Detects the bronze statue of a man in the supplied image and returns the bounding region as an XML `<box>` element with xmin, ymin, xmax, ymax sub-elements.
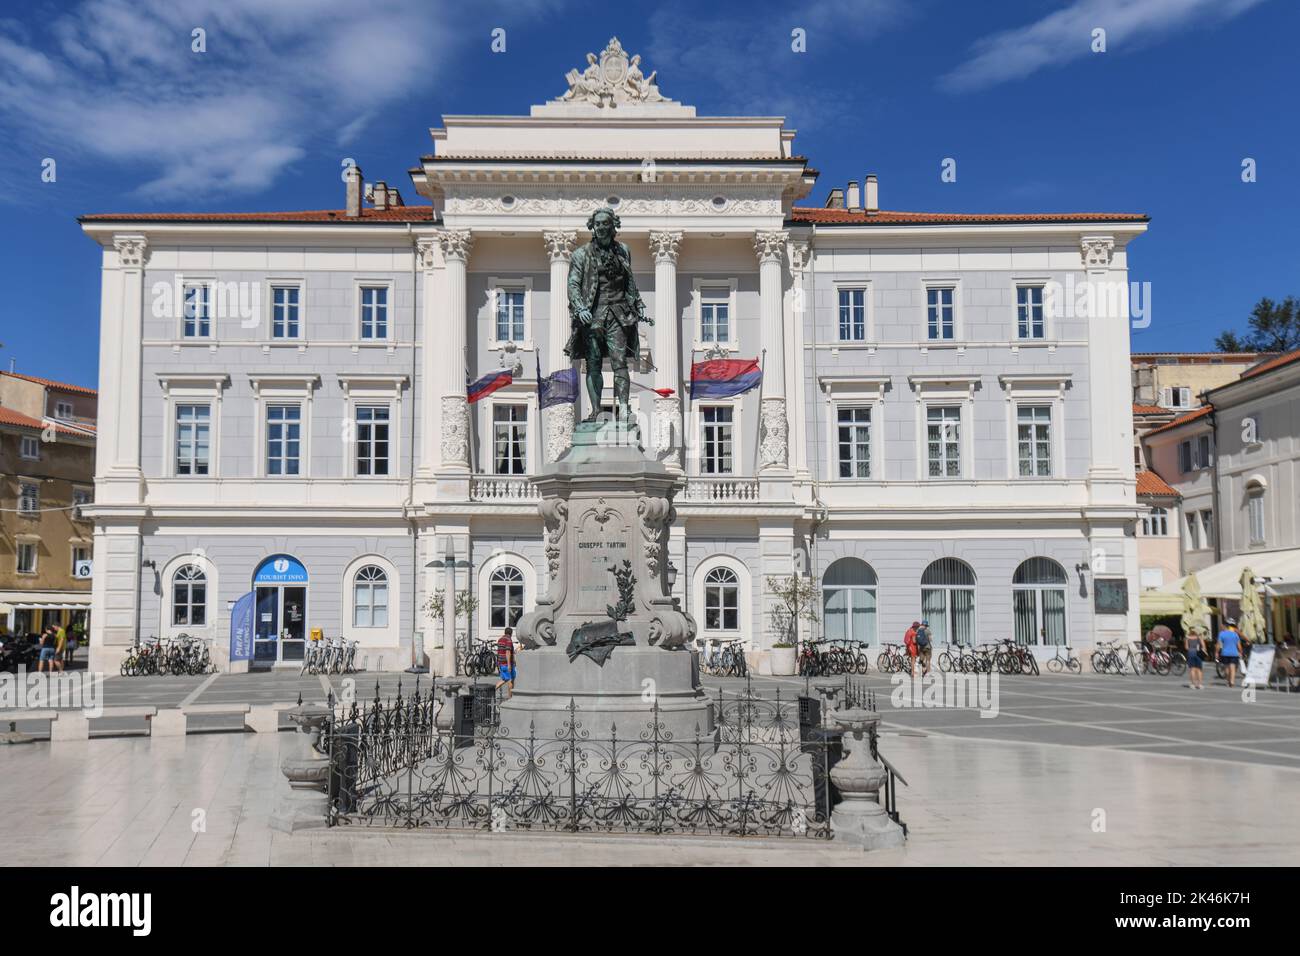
<box><xmin>564</xmin><ymin>207</ymin><xmax>652</xmax><ymax>423</ymax></box>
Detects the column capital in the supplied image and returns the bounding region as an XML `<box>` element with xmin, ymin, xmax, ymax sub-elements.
<box><xmin>438</xmin><ymin>229</ymin><xmax>473</xmax><ymax>263</ymax></box>
<box><xmin>416</xmin><ymin>236</ymin><xmax>438</xmax><ymax>271</ymax></box>
<box><xmin>648</xmin><ymin>230</ymin><xmax>683</xmax><ymax>264</ymax></box>
<box><xmin>753</xmin><ymin>230</ymin><xmax>788</xmax><ymax>264</ymax></box>
<box><xmin>1080</xmin><ymin>235</ymin><xmax>1115</xmax><ymax>272</ymax></box>
<box><xmin>113</xmin><ymin>234</ymin><xmax>149</xmax><ymax>270</ymax></box>
<box><xmin>543</xmin><ymin>229</ymin><xmax>578</xmax><ymax>262</ymax></box>
<box><xmin>788</xmin><ymin>240</ymin><xmax>811</xmax><ymax>273</ymax></box>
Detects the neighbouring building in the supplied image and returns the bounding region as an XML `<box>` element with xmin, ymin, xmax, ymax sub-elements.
<box><xmin>1143</xmin><ymin>348</ymin><xmax>1300</xmax><ymax>637</ymax></box>
<box><xmin>79</xmin><ymin>38</ymin><xmax>1148</xmax><ymax>673</ymax></box>
<box><xmin>0</xmin><ymin>371</ymin><xmax>97</xmax><ymax>638</ymax></box>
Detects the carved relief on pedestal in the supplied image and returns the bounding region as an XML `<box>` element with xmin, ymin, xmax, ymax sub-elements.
<box><xmin>519</xmin><ymin>496</ymin><xmax>569</xmax><ymax>649</ymax></box>
<box><xmin>653</xmin><ymin>395</ymin><xmax>681</xmax><ymax>468</ymax></box>
<box><xmin>759</xmin><ymin>397</ymin><xmax>789</xmax><ymax>470</ymax></box>
<box><xmin>440</xmin><ymin>396</ymin><xmax>470</xmax><ymax>467</ymax></box>
<box><xmin>636</xmin><ymin>495</ymin><xmax>672</xmax><ymax>579</ymax></box>
<box><xmin>545</xmin><ymin>402</ymin><xmax>575</xmax><ymax>462</ymax></box>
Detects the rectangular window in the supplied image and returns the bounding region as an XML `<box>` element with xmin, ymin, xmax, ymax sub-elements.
<box><xmin>1178</xmin><ymin>441</ymin><xmax>1192</xmax><ymax>474</ymax></box>
<box><xmin>1164</xmin><ymin>386</ymin><xmax>1191</xmax><ymax>409</ymax></box>
<box><xmin>701</xmin><ymin>406</ymin><xmax>734</xmax><ymax>475</ymax></box>
<box><xmin>1186</xmin><ymin>511</ymin><xmax>1201</xmax><ymax>550</ymax></box>
<box><xmin>1141</xmin><ymin>506</ymin><xmax>1169</xmax><ymax>537</ymax></box>
<box><xmin>1248</xmin><ymin>495</ymin><xmax>1265</xmax><ymax>545</ymax></box>
<box><xmin>1016</xmin><ymin>405</ymin><xmax>1052</xmax><ymax>477</ymax></box>
<box><xmin>18</xmin><ymin>482</ymin><xmax>38</xmax><ymax>514</ymax></box>
<box><xmin>355</xmin><ymin>406</ymin><xmax>391</xmax><ymax>476</ymax></box>
<box><xmin>20</xmin><ymin>435</ymin><xmax>39</xmax><ymax>460</ymax></box>
<box><xmin>700</xmin><ymin>289</ymin><xmax>731</xmax><ymax>344</ymax></box>
<box><xmin>836</xmin><ymin>406</ymin><xmax>871</xmax><ymax>478</ymax></box>
<box><xmin>266</xmin><ymin>404</ymin><xmax>302</xmax><ymax>476</ymax></box>
<box><xmin>359</xmin><ymin>286</ymin><xmax>388</xmax><ymax>340</ymax></box>
<box><xmin>71</xmin><ymin>546</ymin><xmax>91</xmax><ymax>575</ymax></box>
<box><xmin>926</xmin><ymin>287</ymin><xmax>955</xmax><ymax>340</ymax></box>
<box><xmin>1200</xmin><ymin>509</ymin><xmax>1215</xmax><ymax>550</ymax></box>
<box><xmin>72</xmin><ymin>487</ymin><xmax>92</xmax><ymax>521</ymax></box>
<box><xmin>55</xmin><ymin>402</ymin><xmax>74</xmax><ymax>419</ymax></box>
<box><xmin>175</xmin><ymin>404</ymin><xmax>211</xmax><ymax>476</ymax></box>
<box><xmin>183</xmin><ymin>283</ymin><xmax>211</xmax><ymax>338</ymax></box>
<box><xmin>926</xmin><ymin>406</ymin><xmax>961</xmax><ymax>478</ymax></box>
<box><xmin>492</xmin><ymin>404</ymin><xmax>528</xmax><ymax>475</ymax></box>
<box><xmin>1016</xmin><ymin>285</ymin><xmax>1045</xmax><ymax>339</ymax></box>
<box><xmin>16</xmin><ymin>542</ymin><xmax>36</xmax><ymax>574</ymax></box>
<box><xmin>272</xmin><ymin>286</ymin><xmax>301</xmax><ymax>339</ymax></box>
<box><xmin>1197</xmin><ymin>434</ymin><xmax>1213</xmax><ymax>470</ymax></box>
<box><xmin>838</xmin><ymin>288</ymin><xmax>866</xmax><ymax>342</ymax></box>
<box><xmin>495</xmin><ymin>289</ymin><xmax>525</xmax><ymax>343</ymax></box>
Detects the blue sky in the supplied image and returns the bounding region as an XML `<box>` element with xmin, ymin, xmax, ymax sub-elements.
<box><xmin>0</xmin><ymin>0</ymin><xmax>1295</xmax><ymax>388</ymax></box>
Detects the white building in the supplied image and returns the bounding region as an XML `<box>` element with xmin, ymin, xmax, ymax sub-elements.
<box><xmin>80</xmin><ymin>39</ymin><xmax>1147</xmax><ymax>673</ymax></box>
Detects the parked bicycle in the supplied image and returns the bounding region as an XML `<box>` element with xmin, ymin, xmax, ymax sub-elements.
<box><xmin>301</xmin><ymin>637</ymin><xmax>361</xmax><ymax>675</ymax></box>
<box><xmin>463</xmin><ymin>639</ymin><xmax>502</xmax><ymax>677</ymax></box>
<box><xmin>1045</xmin><ymin>644</ymin><xmax>1082</xmax><ymax>674</ymax></box>
<box><xmin>875</xmin><ymin>643</ymin><xmax>911</xmax><ymax>674</ymax></box>
<box><xmin>120</xmin><ymin>633</ymin><xmax>215</xmax><ymax>676</ymax></box>
<box><xmin>937</xmin><ymin>642</ymin><xmax>977</xmax><ymax>674</ymax></box>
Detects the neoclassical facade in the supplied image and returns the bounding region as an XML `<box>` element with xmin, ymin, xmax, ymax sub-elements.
<box><xmin>80</xmin><ymin>40</ymin><xmax>1147</xmax><ymax>673</ymax></box>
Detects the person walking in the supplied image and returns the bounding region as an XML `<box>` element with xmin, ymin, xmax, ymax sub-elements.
<box><xmin>36</xmin><ymin>626</ymin><xmax>56</xmax><ymax>674</ymax></box>
<box><xmin>53</xmin><ymin>621</ymin><xmax>68</xmax><ymax>672</ymax></box>
<box><xmin>494</xmin><ymin>626</ymin><xmax>517</xmax><ymax>700</ymax></box>
<box><xmin>1217</xmin><ymin>618</ymin><xmax>1242</xmax><ymax>688</ymax></box>
<box><xmin>903</xmin><ymin>621</ymin><xmax>919</xmax><ymax>677</ymax></box>
<box><xmin>916</xmin><ymin>619</ymin><xmax>933</xmax><ymax>676</ymax></box>
<box><xmin>1186</xmin><ymin>629</ymin><xmax>1206</xmax><ymax>690</ymax></box>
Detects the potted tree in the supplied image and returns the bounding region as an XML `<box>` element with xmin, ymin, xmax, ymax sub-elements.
<box><xmin>767</xmin><ymin>574</ymin><xmax>819</xmax><ymax>676</ymax></box>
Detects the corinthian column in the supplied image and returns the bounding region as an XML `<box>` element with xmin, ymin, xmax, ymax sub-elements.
<box><xmin>416</xmin><ymin>236</ymin><xmax>439</xmax><ymax>478</ymax></box>
<box><xmin>543</xmin><ymin>229</ymin><xmax>577</xmax><ymax>462</ymax></box>
<box><xmin>437</xmin><ymin>230</ymin><xmax>472</xmax><ymax>472</ymax></box>
<box><xmin>649</xmin><ymin>230</ymin><xmax>683</xmax><ymax>469</ymax></box>
<box><xmin>754</xmin><ymin>230</ymin><xmax>789</xmax><ymax>472</ymax></box>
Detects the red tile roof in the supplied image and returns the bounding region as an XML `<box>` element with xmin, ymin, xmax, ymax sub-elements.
<box><xmin>1237</xmin><ymin>347</ymin><xmax>1300</xmax><ymax>382</ymax></box>
<box><xmin>1142</xmin><ymin>405</ymin><xmax>1214</xmax><ymax>438</ymax></box>
<box><xmin>1</xmin><ymin>371</ymin><xmax>97</xmax><ymax>396</ymax></box>
<box><xmin>79</xmin><ymin>207</ymin><xmax>436</xmax><ymax>224</ymax></box>
<box><xmin>789</xmin><ymin>208</ymin><xmax>1148</xmax><ymax>226</ymax></box>
<box><xmin>1132</xmin><ymin>404</ymin><xmax>1171</xmax><ymax>416</ymax></box>
<box><xmin>0</xmin><ymin>406</ymin><xmax>95</xmax><ymax>438</ymax></box>
<box><xmin>1136</xmin><ymin>470</ymin><xmax>1180</xmax><ymax>498</ymax></box>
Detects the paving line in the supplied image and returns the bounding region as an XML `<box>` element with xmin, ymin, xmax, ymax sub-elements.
<box><xmin>179</xmin><ymin>672</ymin><xmax>220</xmax><ymax>707</ymax></box>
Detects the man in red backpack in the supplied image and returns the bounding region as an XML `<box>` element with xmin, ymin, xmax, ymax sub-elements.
<box><xmin>494</xmin><ymin>626</ymin><xmax>517</xmax><ymax>699</ymax></box>
<box><xmin>904</xmin><ymin>621</ymin><xmax>920</xmax><ymax>677</ymax></box>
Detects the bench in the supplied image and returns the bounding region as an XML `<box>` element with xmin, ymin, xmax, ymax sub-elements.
<box><xmin>246</xmin><ymin>702</ymin><xmax>299</xmax><ymax>734</ymax></box>
<box><xmin>151</xmin><ymin>702</ymin><xmax>254</xmax><ymax>737</ymax></box>
<box><xmin>50</xmin><ymin>705</ymin><xmax>159</xmax><ymax>741</ymax></box>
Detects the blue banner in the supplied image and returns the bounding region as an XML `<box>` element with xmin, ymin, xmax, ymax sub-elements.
<box><xmin>229</xmin><ymin>591</ymin><xmax>254</xmax><ymax>662</ymax></box>
<box><xmin>539</xmin><ymin>367</ymin><xmax>579</xmax><ymax>408</ymax></box>
<box><xmin>253</xmin><ymin>554</ymin><xmax>308</xmax><ymax>585</ymax></box>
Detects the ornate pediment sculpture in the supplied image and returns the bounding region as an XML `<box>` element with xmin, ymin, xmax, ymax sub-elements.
<box><xmin>556</xmin><ymin>37</ymin><xmax>669</xmax><ymax>107</ymax></box>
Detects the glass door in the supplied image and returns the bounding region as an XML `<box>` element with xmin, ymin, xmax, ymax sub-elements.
<box><xmin>254</xmin><ymin>587</ymin><xmax>279</xmax><ymax>663</ymax></box>
<box><xmin>281</xmin><ymin>587</ymin><xmax>306</xmax><ymax>661</ymax></box>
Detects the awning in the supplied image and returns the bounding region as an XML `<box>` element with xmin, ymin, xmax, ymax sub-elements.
<box><xmin>1139</xmin><ymin>590</ymin><xmax>1185</xmax><ymax>615</ymax></box>
<box><xmin>1159</xmin><ymin>548</ymin><xmax>1300</xmax><ymax>600</ymax></box>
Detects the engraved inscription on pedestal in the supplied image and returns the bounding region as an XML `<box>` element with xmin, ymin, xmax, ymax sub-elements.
<box><xmin>575</xmin><ymin>500</ymin><xmax>631</xmax><ymax>614</ymax></box>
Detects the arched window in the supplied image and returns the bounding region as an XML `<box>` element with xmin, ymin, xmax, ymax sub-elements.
<box><xmin>172</xmin><ymin>564</ymin><xmax>207</xmax><ymax>626</ymax></box>
<box><xmin>1012</xmin><ymin>558</ymin><xmax>1068</xmax><ymax>647</ymax></box>
<box><xmin>489</xmin><ymin>565</ymin><xmax>526</xmax><ymax>629</ymax></box>
<box><xmin>920</xmin><ymin>558</ymin><xmax>976</xmax><ymax>646</ymax></box>
<box><xmin>704</xmin><ymin>566</ymin><xmax>740</xmax><ymax>632</ymax></box>
<box><xmin>822</xmin><ymin>558</ymin><xmax>878</xmax><ymax>645</ymax></box>
<box><xmin>353</xmin><ymin>565</ymin><xmax>389</xmax><ymax>628</ymax></box>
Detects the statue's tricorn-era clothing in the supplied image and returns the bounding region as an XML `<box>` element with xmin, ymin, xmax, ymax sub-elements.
<box><xmin>564</xmin><ymin>239</ymin><xmax>645</xmax><ymax>368</ymax></box>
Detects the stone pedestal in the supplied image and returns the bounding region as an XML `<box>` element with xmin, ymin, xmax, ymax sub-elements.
<box><xmin>270</xmin><ymin>704</ymin><xmax>333</xmax><ymax>833</ymax></box>
<box><xmin>507</xmin><ymin>418</ymin><xmax>710</xmax><ymax>739</ymax></box>
<box><xmin>828</xmin><ymin>708</ymin><xmax>905</xmax><ymax>850</ymax></box>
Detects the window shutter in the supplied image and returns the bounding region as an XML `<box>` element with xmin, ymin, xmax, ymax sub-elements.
<box><xmin>1160</xmin><ymin>387</ymin><xmax>1172</xmax><ymax>407</ymax></box>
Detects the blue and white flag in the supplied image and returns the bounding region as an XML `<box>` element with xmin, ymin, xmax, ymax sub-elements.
<box><xmin>539</xmin><ymin>367</ymin><xmax>579</xmax><ymax>409</ymax></box>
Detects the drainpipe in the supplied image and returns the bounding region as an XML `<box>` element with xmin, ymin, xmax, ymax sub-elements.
<box><xmin>1208</xmin><ymin>406</ymin><xmax>1222</xmax><ymax>564</ymax></box>
<box><xmin>806</xmin><ymin>223</ymin><xmax>828</xmax><ymax>638</ymax></box>
<box><xmin>406</xmin><ymin>223</ymin><xmax>423</xmax><ymax>670</ymax></box>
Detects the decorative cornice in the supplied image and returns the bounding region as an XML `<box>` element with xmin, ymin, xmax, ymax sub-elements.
<box><xmin>1080</xmin><ymin>235</ymin><xmax>1115</xmax><ymax>271</ymax></box>
<box><xmin>438</xmin><ymin>229</ymin><xmax>473</xmax><ymax>263</ymax></box>
<box><xmin>753</xmin><ymin>230</ymin><xmax>787</xmax><ymax>264</ymax></box>
<box><xmin>648</xmin><ymin>230</ymin><xmax>683</xmax><ymax>264</ymax></box>
<box><xmin>542</xmin><ymin>229</ymin><xmax>578</xmax><ymax>262</ymax></box>
<box><xmin>113</xmin><ymin>234</ymin><xmax>149</xmax><ymax>269</ymax></box>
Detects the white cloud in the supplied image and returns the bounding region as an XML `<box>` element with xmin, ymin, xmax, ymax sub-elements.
<box><xmin>940</xmin><ymin>0</ymin><xmax>1269</xmax><ymax>93</ymax></box>
<box><xmin>0</xmin><ymin>0</ymin><xmax>540</xmax><ymax>200</ymax></box>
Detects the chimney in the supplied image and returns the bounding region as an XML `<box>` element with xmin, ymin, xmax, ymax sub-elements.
<box><xmin>864</xmin><ymin>173</ymin><xmax>879</xmax><ymax>214</ymax></box>
<box><xmin>846</xmin><ymin>180</ymin><xmax>861</xmax><ymax>211</ymax></box>
<box><xmin>387</xmin><ymin>188</ymin><xmax>404</xmax><ymax>207</ymax></box>
<box><xmin>344</xmin><ymin>163</ymin><xmax>364</xmax><ymax>217</ymax></box>
<box><xmin>824</xmin><ymin>187</ymin><xmax>844</xmax><ymax>209</ymax></box>
<box><xmin>372</xmin><ymin>181</ymin><xmax>389</xmax><ymax>211</ymax></box>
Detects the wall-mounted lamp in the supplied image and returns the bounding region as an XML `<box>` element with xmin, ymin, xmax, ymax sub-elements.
<box><xmin>141</xmin><ymin>559</ymin><xmax>156</xmax><ymax>570</ymax></box>
<box><xmin>666</xmin><ymin>561</ymin><xmax>678</xmax><ymax>590</ymax></box>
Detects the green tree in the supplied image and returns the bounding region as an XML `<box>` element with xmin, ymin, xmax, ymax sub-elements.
<box><xmin>767</xmin><ymin>574</ymin><xmax>820</xmax><ymax>647</ymax></box>
<box><xmin>1216</xmin><ymin>296</ymin><xmax>1300</xmax><ymax>353</ymax></box>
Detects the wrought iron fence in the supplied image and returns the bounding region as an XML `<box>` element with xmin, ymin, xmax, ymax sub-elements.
<box><xmin>325</xmin><ymin>680</ymin><xmax>844</xmax><ymax>838</ymax></box>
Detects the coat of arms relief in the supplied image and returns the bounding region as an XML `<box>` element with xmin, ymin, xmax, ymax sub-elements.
<box><xmin>557</xmin><ymin>37</ymin><xmax>668</xmax><ymax>107</ymax></box>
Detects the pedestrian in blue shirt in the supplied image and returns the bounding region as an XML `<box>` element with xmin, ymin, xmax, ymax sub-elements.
<box><xmin>1217</xmin><ymin>619</ymin><xmax>1242</xmax><ymax>688</ymax></box>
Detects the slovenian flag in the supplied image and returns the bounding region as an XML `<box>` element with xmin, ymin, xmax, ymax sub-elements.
<box><xmin>539</xmin><ymin>367</ymin><xmax>579</xmax><ymax>409</ymax></box>
<box><xmin>467</xmin><ymin>368</ymin><xmax>513</xmax><ymax>403</ymax></box>
<box><xmin>690</xmin><ymin>359</ymin><xmax>762</xmax><ymax>399</ymax></box>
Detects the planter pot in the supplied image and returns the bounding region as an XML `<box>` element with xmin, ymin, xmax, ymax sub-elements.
<box><xmin>770</xmin><ymin>646</ymin><xmax>797</xmax><ymax>676</ymax></box>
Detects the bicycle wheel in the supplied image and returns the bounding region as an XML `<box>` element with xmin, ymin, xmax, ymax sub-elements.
<box><xmin>1027</xmin><ymin>655</ymin><xmax>1039</xmax><ymax>676</ymax></box>
<box><xmin>876</xmin><ymin>652</ymin><xmax>890</xmax><ymax>672</ymax></box>
<box><xmin>1168</xmin><ymin>651</ymin><xmax>1187</xmax><ymax>676</ymax></box>
<box><xmin>856</xmin><ymin>653</ymin><xmax>869</xmax><ymax>675</ymax></box>
<box><xmin>1090</xmin><ymin>651</ymin><xmax>1104</xmax><ymax>673</ymax></box>
<box><xmin>1046</xmin><ymin>656</ymin><xmax>1062</xmax><ymax>673</ymax></box>
<box><xmin>1067</xmin><ymin>655</ymin><xmax>1082</xmax><ymax>674</ymax></box>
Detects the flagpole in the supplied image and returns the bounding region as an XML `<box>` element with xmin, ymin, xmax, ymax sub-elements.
<box><xmin>753</xmin><ymin>348</ymin><xmax>767</xmax><ymax>474</ymax></box>
<box><xmin>535</xmin><ymin>350</ymin><xmax>545</xmax><ymax>469</ymax></box>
